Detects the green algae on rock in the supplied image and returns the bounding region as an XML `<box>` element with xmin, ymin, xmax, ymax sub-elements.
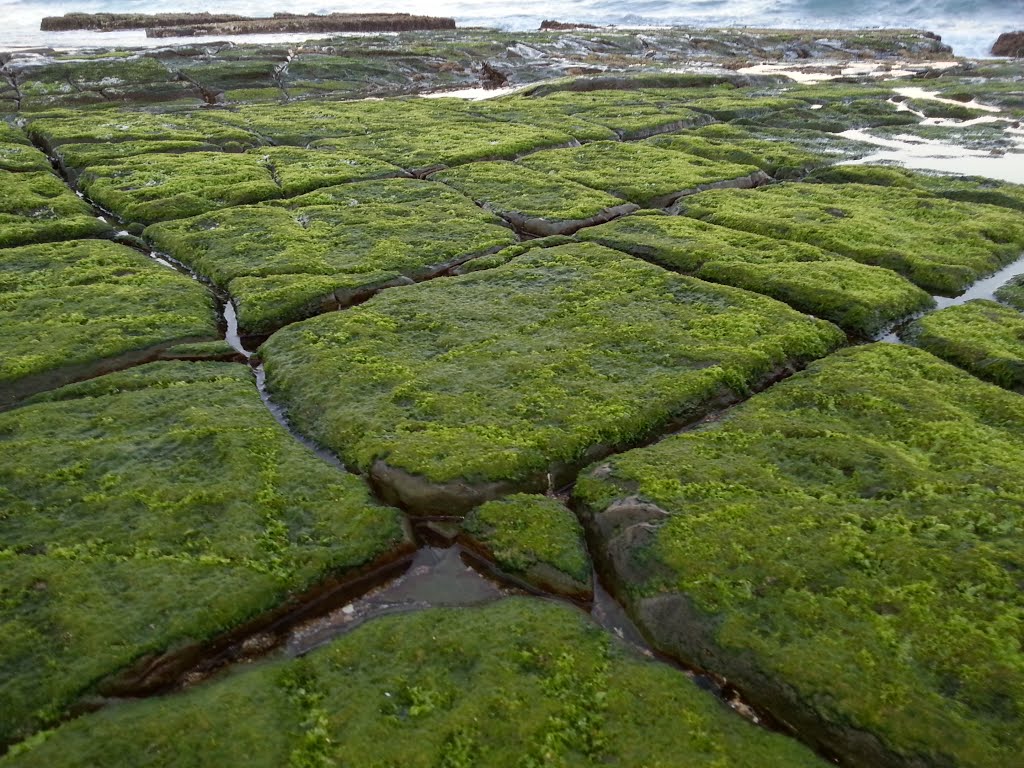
<box><xmin>145</xmin><ymin>177</ymin><xmax>517</xmax><ymax>335</ymax></box>
<box><xmin>260</xmin><ymin>242</ymin><xmax>844</xmax><ymax>515</ymax></box>
<box><xmin>646</xmin><ymin>129</ymin><xmax>830</xmax><ymax>179</ymax></box>
<box><xmin>461</xmin><ymin>494</ymin><xmax>592</xmax><ymax>600</ymax></box>
<box><xmin>77</xmin><ymin>147</ymin><xmax>404</xmax><ymax>225</ymax></box>
<box><xmin>78</xmin><ymin>152</ymin><xmax>283</xmax><ymax>225</ymax></box>
<box><xmin>578</xmin><ymin>212</ymin><xmax>933</xmax><ymax>337</ymax></box>
<box><xmin>574</xmin><ymin>343</ymin><xmax>1024</xmax><ymax>768</ymax></box>
<box><xmin>680</xmin><ymin>182</ymin><xmax>1024</xmax><ymax>295</ymax></box>
<box><xmin>518</xmin><ymin>142</ymin><xmax>768</xmax><ymax>209</ymax></box>
<box><xmin>995</xmin><ymin>274</ymin><xmax>1024</xmax><ymax>310</ymax></box>
<box><xmin>432</xmin><ymin>161</ymin><xmax>638</xmax><ymax>236</ymax></box>
<box><xmin>902</xmin><ymin>300</ymin><xmax>1024</xmax><ymax>391</ymax></box>
<box><xmin>808</xmin><ymin>165</ymin><xmax>1024</xmax><ymax>212</ymax></box>
<box><xmin>0</xmin><ymin>142</ymin><xmax>54</xmax><ymax>174</ymax></box>
<box><xmin>0</xmin><ymin>361</ymin><xmax>412</xmax><ymax>749</ymax></box>
<box><xmin>0</xmin><ymin>598</ymin><xmax>828</xmax><ymax>768</ymax></box>
<box><xmin>0</xmin><ymin>239</ymin><xmax>220</xmax><ymax>407</ymax></box>
<box><xmin>0</xmin><ymin>171</ymin><xmax>113</xmax><ymax>248</ymax></box>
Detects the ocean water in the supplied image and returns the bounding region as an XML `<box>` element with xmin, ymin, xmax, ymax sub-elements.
<box><xmin>1</xmin><ymin>0</ymin><xmax>1021</xmax><ymax>58</ymax></box>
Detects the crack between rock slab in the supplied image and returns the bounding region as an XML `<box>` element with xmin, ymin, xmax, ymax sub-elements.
<box><xmin>368</xmin><ymin>358</ymin><xmax>821</xmax><ymax>517</ymax></box>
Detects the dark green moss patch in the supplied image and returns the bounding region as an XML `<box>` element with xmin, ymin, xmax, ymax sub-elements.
<box><xmin>519</xmin><ymin>142</ymin><xmax>767</xmax><ymax>208</ymax></box>
<box><xmin>574</xmin><ymin>343</ymin><xmax>1024</xmax><ymax>768</ymax></box>
<box><xmin>903</xmin><ymin>300</ymin><xmax>1024</xmax><ymax>391</ymax></box>
<box><xmin>0</xmin><ymin>142</ymin><xmax>54</xmax><ymax>174</ymax></box>
<box><xmin>0</xmin><ymin>361</ymin><xmax>412</xmax><ymax>748</ymax></box>
<box><xmin>681</xmin><ymin>182</ymin><xmax>1024</xmax><ymax>295</ymax></box>
<box><xmin>0</xmin><ymin>239</ymin><xmax>219</xmax><ymax>406</ymax></box>
<box><xmin>145</xmin><ymin>178</ymin><xmax>517</xmax><ymax>334</ymax></box>
<box><xmin>578</xmin><ymin>213</ymin><xmax>933</xmax><ymax>337</ymax></box>
<box><xmin>995</xmin><ymin>274</ymin><xmax>1024</xmax><ymax>310</ymax></box>
<box><xmin>0</xmin><ymin>171</ymin><xmax>113</xmax><ymax>248</ymax></box>
<box><xmin>433</xmin><ymin>161</ymin><xmax>638</xmax><ymax>236</ymax></box>
<box><xmin>462</xmin><ymin>494</ymin><xmax>592</xmax><ymax>599</ymax></box>
<box><xmin>0</xmin><ymin>598</ymin><xmax>827</xmax><ymax>768</ymax></box>
<box><xmin>646</xmin><ymin>131</ymin><xmax>831</xmax><ymax>179</ymax></box>
<box><xmin>78</xmin><ymin>152</ymin><xmax>282</xmax><ymax>225</ymax></box>
<box><xmin>260</xmin><ymin>242</ymin><xmax>844</xmax><ymax>515</ymax></box>
<box><xmin>808</xmin><ymin>165</ymin><xmax>1024</xmax><ymax>212</ymax></box>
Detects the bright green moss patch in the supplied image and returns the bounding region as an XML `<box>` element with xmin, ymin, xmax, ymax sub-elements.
<box><xmin>578</xmin><ymin>213</ymin><xmax>933</xmax><ymax>336</ymax></box>
<box><xmin>903</xmin><ymin>300</ymin><xmax>1024</xmax><ymax>391</ymax></box>
<box><xmin>0</xmin><ymin>170</ymin><xmax>112</xmax><ymax>248</ymax></box>
<box><xmin>646</xmin><ymin>131</ymin><xmax>830</xmax><ymax>179</ymax></box>
<box><xmin>433</xmin><ymin>161</ymin><xmax>637</xmax><ymax>235</ymax></box>
<box><xmin>0</xmin><ymin>361</ymin><xmax>411</xmax><ymax>748</ymax></box>
<box><xmin>519</xmin><ymin>142</ymin><xmax>765</xmax><ymax>208</ymax></box>
<box><xmin>808</xmin><ymin>165</ymin><xmax>1024</xmax><ymax>212</ymax></box>
<box><xmin>681</xmin><ymin>182</ymin><xmax>1024</xmax><ymax>295</ymax></box>
<box><xmin>54</xmin><ymin>140</ymin><xmax>224</xmax><ymax>172</ymax></box>
<box><xmin>145</xmin><ymin>178</ymin><xmax>516</xmax><ymax>334</ymax></box>
<box><xmin>260</xmin><ymin>242</ymin><xmax>844</xmax><ymax>514</ymax></box>
<box><xmin>0</xmin><ymin>239</ymin><xmax>218</xmax><ymax>405</ymax></box>
<box><xmin>24</xmin><ymin>110</ymin><xmax>258</xmax><ymax>155</ymax></box>
<box><xmin>0</xmin><ymin>142</ymin><xmax>53</xmax><ymax>174</ymax></box>
<box><xmin>79</xmin><ymin>152</ymin><xmax>282</xmax><ymax>225</ymax></box>
<box><xmin>0</xmin><ymin>598</ymin><xmax>827</xmax><ymax>768</ymax></box>
<box><xmin>462</xmin><ymin>494</ymin><xmax>592</xmax><ymax>598</ymax></box>
<box><xmin>79</xmin><ymin>147</ymin><xmax>406</xmax><ymax>224</ymax></box>
<box><xmin>255</xmin><ymin>146</ymin><xmax>403</xmax><ymax>196</ymax></box>
<box><xmin>574</xmin><ymin>343</ymin><xmax>1024</xmax><ymax>768</ymax></box>
<box><xmin>996</xmin><ymin>274</ymin><xmax>1024</xmax><ymax>310</ymax></box>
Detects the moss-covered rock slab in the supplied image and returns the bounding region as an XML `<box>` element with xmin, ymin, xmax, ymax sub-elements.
<box><xmin>902</xmin><ymin>300</ymin><xmax>1024</xmax><ymax>391</ymax></box>
<box><xmin>461</xmin><ymin>494</ymin><xmax>592</xmax><ymax>600</ymax></box>
<box><xmin>433</xmin><ymin>161</ymin><xmax>638</xmax><ymax>236</ymax></box>
<box><xmin>519</xmin><ymin>142</ymin><xmax>768</xmax><ymax>208</ymax></box>
<box><xmin>995</xmin><ymin>274</ymin><xmax>1024</xmax><ymax>310</ymax></box>
<box><xmin>0</xmin><ymin>171</ymin><xmax>112</xmax><ymax>248</ymax></box>
<box><xmin>578</xmin><ymin>212</ymin><xmax>933</xmax><ymax>336</ymax></box>
<box><xmin>646</xmin><ymin>129</ymin><xmax>831</xmax><ymax>179</ymax></box>
<box><xmin>0</xmin><ymin>239</ymin><xmax>221</xmax><ymax>406</ymax></box>
<box><xmin>0</xmin><ymin>598</ymin><xmax>827</xmax><ymax>768</ymax></box>
<box><xmin>145</xmin><ymin>178</ymin><xmax>517</xmax><ymax>334</ymax></box>
<box><xmin>78</xmin><ymin>147</ymin><xmax>404</xmax><ymax>225</ymax></box>
<box><xmin>260</xmin><ymin>242</ymin><xmax>844</xmax><ymax>515</ymax></box>
<box><xmin>574</xmin><ymin>343</ymin><xmax>1024</xmax><ymax>768</ymax></box>
<box><xmin>808</xmin><ymin>165</ymin><xmax>1024</xmax><ymax>212</ymax></box>
<box><xmin>681</xmin><ymin>182</ymin><xmax>1024</xmax><ymax>295</ymax></box>
<box><xmin>78</xmin><ymin>152</ymin><xmax>281</xmax><ymax>225</ymax></box>
<box><xmin>0</xmin><ymin>141</ymin><xmax>54</xmax><ymax>174</ymax></box>
<box><xmin>0</xmin><ymin>361</ymin><xmax>412</xmax><ymax>748</ymax></box>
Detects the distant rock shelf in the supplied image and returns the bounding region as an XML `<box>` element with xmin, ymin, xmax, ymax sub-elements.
<box><xmin>39</xmin><ymin>12</ymin><xmax>457</xmax><ymax>37</ymax></box>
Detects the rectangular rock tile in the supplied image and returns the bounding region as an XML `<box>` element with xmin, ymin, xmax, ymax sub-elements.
<box><xmin>0</xmin><ymin>239</ymin><xmax>219</xmax><ymax>406</ymax></box>
<box><xmin>680</xmin><ymin>182</ymin><xmax>1024</xmax><ymax>295</ymax></box>
<box><xmin>518</xmin><ymin>142</ymin><xmax>767</xmax><ymax>208</ymax></box>
<box><xmin>145</xmin><ymin>178</ymin><xmax>518</xmax><ymax>334</ymax></box>
<box><xmin>578</xmin><ymin>212</ymin><xmax>933</xmax><ymax>336</ymax></box>
<box><xmin>432</xmin><ymin>161</ymin><xmax>638</xmax><ymax>236</ymax></box>
<box><xmin>902</xmin><ymin>299</ymin><xmax>1024</xmax><ymax>391</ymax></box>
<box><xmin>574</xmin><ymin>343</ymin><xmax>1024</xmax><ymax>768</ymax></box>
<box><xmin>0</xmin><ymin>170</ymin><xmax>112</xmax><ymax>248</ymax></box>
<box><xmin>0</xmin><ymin>361</ymin><xmax>412</xmax><ymax>748</ymax></box>
<box><xmin>260</xmin><ymin>242</ymin><xmax>845</xmax><ymax>515</ymax></box>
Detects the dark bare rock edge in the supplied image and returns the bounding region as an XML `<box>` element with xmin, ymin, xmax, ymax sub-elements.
<box><xmin>40</xmin><ymin>12</ymin><xmax>248</xmax><ymax>31</ymax></box>
<box><xmin>540</xmin><ymin>20</ymin><xmax>600</xmax><ymax>31</ymax></box>
<box><xmin>991</xmin><ymin>31</ymin><xmax>1024</xmax><ymax>57</ymax></box>
<box><xmin>146</xmin><ymin>13</ymin><xmax>456</xmax><ymax>38</ymax></box>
